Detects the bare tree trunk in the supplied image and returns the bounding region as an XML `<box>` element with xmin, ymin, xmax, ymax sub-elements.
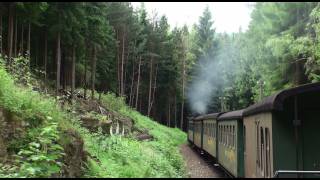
<box><xmin>180</xmin><ymin>54</ymin><xmax>186</xmax><ymax>130</ymax></box>
<box><xmin>129</xmin><ymin>59</ymin><xmax>135</xmax><ymax>107</ymax></box>
<box><xmin>14</xmin><ymin>16</ymin><xmax>17</xmax><ymax>57</ymax></box>
<box><xmin>135</xmin><ymin>56</ymin><xmax>141</xmax><ymax>109</ymax></box>
<box><xmin>56</xmin><ymin>31</ymin><xmax>61</xmax><ymax>96</ymax></box>
<box><xmin>147</xmin><ymin>57</ymin><xmax>153</xmax><ymax>117</ymax></box>
<box><xmin>44</xmin><ymin>32</ymin><xmax>47</xmax><ymax>83</ymax></box>
<box><xmin>0</xmin><ymin>14</ymin><xmax>2</xmax><ymax>55</ymax></box>
<box><xmin>7</xmin><ymin>5</ymin><xmax>14</xmax><ymax>66</ymax></box>
<box><xmin>174</xmin><ymin>94</ymin><xmax>177</xmax><ymax>128</ymax></box>
<box><xmin>99</xmin><ymin>92</ymin><xmax>102</xmax><ymax>103</ymax></box>
<box><xmin>116</xmin><ymin>30</ymin><xmax>121</xmax><ymax>96</ymax></box>
<box><xmin>168</xmin><ymin>102</ymin><xmax>171</xmax><ymax>127</ymax></box>
<box><xmin>139</xmin><ymin>96</ymin><xmax>142</xmax><ymax>112</ymax></box>
<box><xmin>124</xmin><ymin>41</ymin><xmax>130</xmax><ymax>98</ymax></box>
<box><xmin>84</xmin><ymin>45</ymin><xmax>88</xmax><ymax>99</ymax></box>
<box><xmin>121</xmin><ymin>32</ymin><xmax>125</xmax><ymax>96</ymax></box>
<box><xmin>20</xmin><ymin>24</ymin><xmax>23</xmax><ymax>56</ymax></box>
<box><xmin>71</xmin><ymin>45</ymin><xmax>76</xmax><ymax>100</ymax></box>
<box><xmin>91</xmin><ymin>44</ymin><xmax>97</xmax><ymax>100</ymax></box>
<box><xmin>27</xmin><ymin>22</ymin><xmax>30</xmax><ymax>60</ymax></box>
<box><xmin>35</xmin><ymin>36</ymin><xmax>39</xmax><ymax>69</ymax></box>
<box><xmin>150</xmin><ymin>62</ymin><xmax>158</xmax><ymax>116</ymax></box>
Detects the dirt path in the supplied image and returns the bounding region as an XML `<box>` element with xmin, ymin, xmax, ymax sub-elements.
<box><xmin>180</xmin><ymin>143</ymin><xmax>226</xmax><ymax>178</ymax></box>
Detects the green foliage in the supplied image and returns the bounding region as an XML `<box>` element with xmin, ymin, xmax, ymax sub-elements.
<box><xmin>100</xmin><ymin>92</ymin><xmax>127</xmax><ymax>112</ymax></box>
<box><xmin>0</xmin><ymin>59</ymin><xmax>72</xmax><ymax>177</ymax></box>
<box><xmin>69</xmin><ymin>92</ymin><xmax>187</xmax><ymax>178</ymax></box>
<box><xmin>0</xmin><ymin>57</ymin><xmax>187</xmax><ymax>177</ymax></box>
<box><xmin>17</xmin><ymin>122</ymin><xmax>65</xmax><ymax>178</ymax></box>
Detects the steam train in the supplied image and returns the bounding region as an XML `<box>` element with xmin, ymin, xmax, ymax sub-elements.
<box><xmin>188</xmin><ymin>82</ymin><xmax>320</xmax><ymax>178</ymax></box>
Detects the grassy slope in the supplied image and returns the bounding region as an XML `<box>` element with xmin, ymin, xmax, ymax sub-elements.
<box><xmin>74</xmin><ymin>93</ymin><xmax>187</xmax><ymax>177</ymax></box>
<box><xmin>0</xmin><ymin>60</ymin><xmax>187</xmax><ymax>178</ymax></box>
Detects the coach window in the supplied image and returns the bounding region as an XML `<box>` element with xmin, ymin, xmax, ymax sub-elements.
<box><xmin>221</xmin><ymin>126</ymin><xmax>223</xmax><ymax>144</ymax></box>
<box><xmin>211</xmin><ymin>123</ymin><xmax>213</xmax><ymax>138</ymax></box>
<box><xmin>260</xmin><ymin>127</ymin><xmax>264</xmax><ymax>177</ymax></box>
<box><xmin>220</xmin><ymin>126</ymin><xmax>222</xmax><ymax>143</ymax></box>
<box><xmin>222</xmin><ymin>126</ymin><xmax>224</xmax><ymax>144</ymax></box>
<box><xmin>229</xmin><ymin>126</ymin><xmax>231</xmax><ymax>147</ymax></box>
<box><xmin>231</xmin><ymin>125</ymin><xmax>234</xmax><ymax>148</ymax></box>
<box><xmin>233</xmin><ymin>126</ymin><xmax>236</xmax><ymax>148</ymax></box>
<box><xmin>265</xmin><ymin>128</ymin><xmax>270</xmax><ymax>178</ymax></box>
<box><xmin>222</xmin><ymin>126</ymin><xmax>225</xmax><ymax>145</ymax></box>
<box><xmin>225</xmin><ymin>126</ymin><xmax>227</xmax><ymax>146</ymax></box>
<box><xmin>256</xmin><ymin>122</ymin><xmax>260</xmax><ymax>168</ymax></box>
<box><xmin>228</xmin><ymin>126</ymin><xmax>230</xmax><ymax>147</ymax></box>
<box><xmin>213</xmin><ymin>123</ymin><xmax>215</xmax><ymax>139</ymax></box>
<box><xmin>212</xmin><ymin>123</ymin><xmax>214</xmax><ymax>138</ymax></box>
<box><xmin>228</xmin><ymin>125</ymin><xmax>230</xmax><ymax>147</ymax></box>
<box><xmin>231</xmin><ymin>126</ymin><xmax>233</xmax><ymax>148</ymax></box>
<box><xmin>206</xmin><ymin>123</ymin><xmax>208</xmax><ymax>136</ymax></box>
<box><xmin>226</xmin><ymin>126</ymin><xmax>228</xmax><ymax>146</ymax></box>
<box><xmin>243</xmin><ymin>125</ymin><xmax>246</xmax><ymax>153</ymax></box>
<box><xmin>218</xmin><ymin>126</ymin><xmax>221</xmax><ymax>143</ymax></box>
<box><xmin>205</xmin><ymin>123</ymin><xmax>207</xmax><ymax>135</ymax></box>
<box><xmin>213</xmin><ymin>123</ymin><xmax>216</xmax><ymax>139</ymax></box>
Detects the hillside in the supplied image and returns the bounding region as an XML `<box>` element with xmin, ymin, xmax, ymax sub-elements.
<box><xmin>0</xmin><ymin>57</ymin><xmax>187</xmax><ymax>178</ymax></box>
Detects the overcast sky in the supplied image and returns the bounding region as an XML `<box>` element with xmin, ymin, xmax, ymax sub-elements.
<box><xmin>131</xmin><ymin>2</ymin><xmax>255</xmax><ymax>33</ymax></box>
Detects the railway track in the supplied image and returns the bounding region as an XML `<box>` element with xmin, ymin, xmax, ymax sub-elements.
<box><xmin>181</xmin><ymin>143</ymin><xmax>229</xmax><ymax>178</ymax></box>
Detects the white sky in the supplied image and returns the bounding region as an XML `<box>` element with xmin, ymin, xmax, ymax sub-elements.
<box><xmin>131</xmin><ymin>2</ymin><xmax>255</xmax><ymax>33</ymax></box>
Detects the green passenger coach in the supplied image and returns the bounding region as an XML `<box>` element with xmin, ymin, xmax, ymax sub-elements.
<box><xmin>217</xmin><ymin>110</ymin><xmax>244</xmax><ymax>177</ymax></box>
<box><xmin>198</xmin><ymin>113</ymin><xmax>220</xmax><ymax>158</ymax></box>
<box><xmin>193</xmin><ymin>116</ymin><xmax>203</xmax><ymax>149</ymax></box>
<box><xmin>188</xmin><ymin>118</ymin><xmax>194</xmax><ymax>143</ymax></box>
<box><xmin>243</xmin><ymin>82</ymin><xmax>320</xmax><ymax>178</ymax></box>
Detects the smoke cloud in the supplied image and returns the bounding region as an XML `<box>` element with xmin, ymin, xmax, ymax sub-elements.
<box><xmin>187</xmin><ymin>35</ymin><xmax>238</xmax><ymax>114</ymax></box>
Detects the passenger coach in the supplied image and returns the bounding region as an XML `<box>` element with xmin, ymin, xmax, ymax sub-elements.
<box><xmin>217</xmin><ymin>109</ymin><xmax>244</xmax><ymax>177</ymax></box>
<box><xmin>243</xmin><ymin>82</ymin><xmax>320</xmax><ymax>178</ymax></box>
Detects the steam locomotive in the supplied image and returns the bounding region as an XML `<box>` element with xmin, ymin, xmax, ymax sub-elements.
<box><xmin>188</xmin><ymin>82</ymin><xmax>320</xmax><ymax>178</ymax></box>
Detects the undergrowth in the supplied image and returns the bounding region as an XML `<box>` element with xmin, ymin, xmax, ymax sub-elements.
<box><xmin>0</xmin><ymin>57</ymin><xmax>187</xmax><ymax>178</ymax></box>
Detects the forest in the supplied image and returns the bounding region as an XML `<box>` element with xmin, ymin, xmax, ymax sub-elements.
<box><xmin>1</xmin><ymin>2</ymin><xmax>320</xmax><ymax>177</ymax></box>
<box><xmin>1</xmin><ymin>2</ymin><xmax>320</xmax><ymax>130</ymax></box>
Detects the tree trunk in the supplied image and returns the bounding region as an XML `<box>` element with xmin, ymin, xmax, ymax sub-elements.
<box><xmin>71</xmin><ymin>45</ymin><xmax>76</xmax><ymax>100</ymax></box>
<box><xmin>7</xmin><ymin>4</ymin><xmax>14</xmax><ymax>66</ymax></box>
<box><xmin>35</xmin><ymin>36</ymin><xmax>39</xmax><ymax>69</ymax></box>
<box><xmin>135</xmin><ymin>56</ymin><xmax>141</xmax><ymax>109</ymax></box>
<box><xmin>124</xmin><ymin>39</ymin><xmax>130</xmax><ymax>98</ymax></box>
<box><xmin>14</xmin><ymin>16</ymin><xmax>17</xmax><ymax>57</ymax></box>
<box><xmin>147</xmin><ymin>57</ymin><xmax>153</xmax><ymax>117</ymax></box>
<box><xmin>56</xmin><ymin>31</ymin><xmax>61</xmax><ymax>96</ymax></box>
<box><xmin>91</xmin><ymin>44</ymin><xmax>97</xmax><ymax>100</ymax></box>
<box><xmin>84</xmin><ymin>45</ymin><xmax>88</xmax><ymax>99</ymax></box>
<box><xmin>174</xmin><ymin>94</ymin><xmax>177</xmax><ymax>128</ymax></box>
<box><xmin>27</xmin><ymin>22</ymin><xmax>30</xmax><ymax>60</ymax></box>
<box><xmin>180</xmin><ymin>54</ymin><xmax>186</xmax><ymax>130</ymax></box>
<box><xmin>129</xmin><ymin>59</ymin><xmax>135</xmax><ymax>107</ymax></box>
<box><xmin>150</xmin><ymin>62</ymin><xmax>158</xmax><ymax>116</ymax></box>
<box><xmin>0</xmin><ymin>14</ymin><xmax>2</xmax><ymax>55</ymax></box>
<box><xmin>121</xmin><ymin>32</ymin><xmax>125</xmax><ymax>96</ymax></box>
<box><xmin>116</xmin><ymin>30</ymin><xmax>120</xmax><ymax>96</ymax></box>
<box><xmin>168</xmin><ymin>102</ymin><xmax>171</xmax><ymax>127</ymax></box>
<box><xmin>20</xmin><ymin>24</ymin><xmax>23</xmax><ymax>56</ymax></box>
<box><xmin>99</xmin><ymin>92</ymin><xmax>102</xmax><ymax>103</ymax></box>
<box><xmin>44</xmin><ymin>32</ymin><xmax>48</xmax><ymax>83</ymax></box>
